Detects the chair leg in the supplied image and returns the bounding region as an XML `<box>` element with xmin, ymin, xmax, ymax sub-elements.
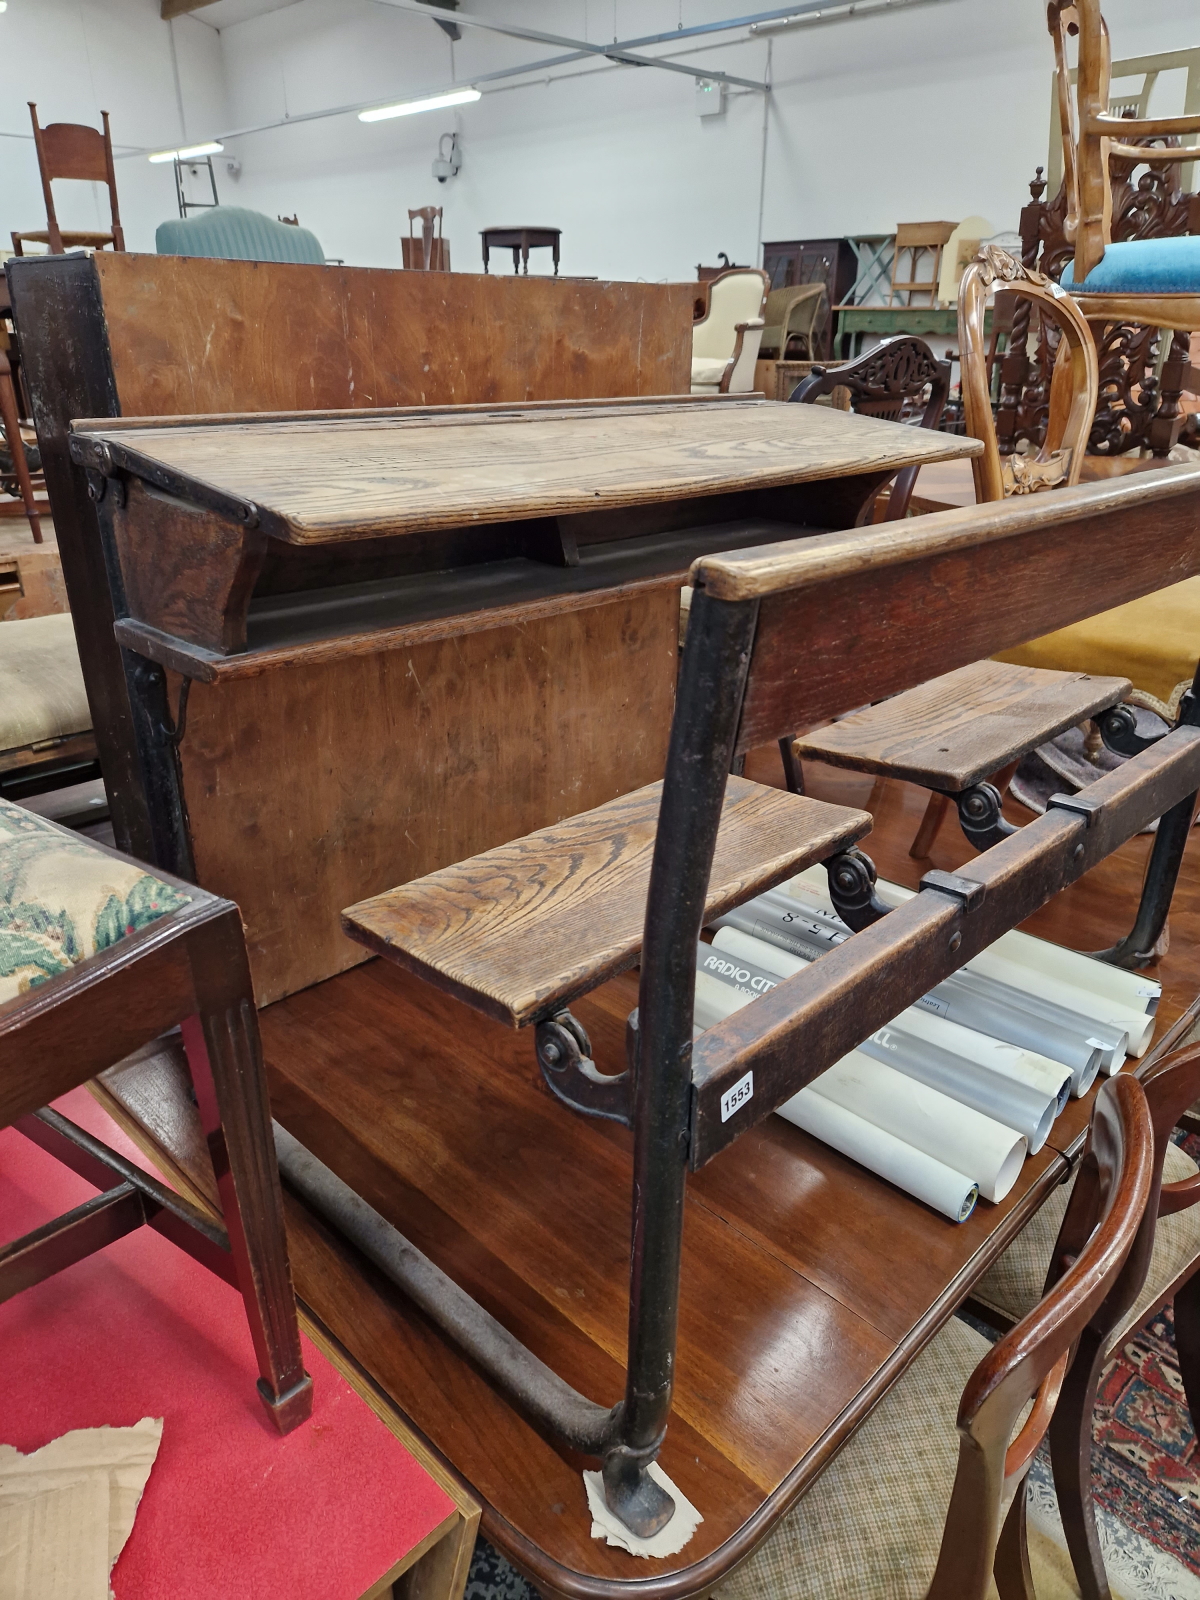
<box><xmin>993</xmin><ymin>1479</ymin><xmax>1036</xmax><ymax>1600</ymax></box>
<box><xmin>778</xmin><ymin>736</ymin><xmax>805</xmax><ymax>794</ymax></box>
<box><xmin>0</xmin><ymin>359</ymin><xmax>42</xmax><ymax>543</ymax></box>
<box><xmin>1172</xmin><ymin>1270</ymin><xmax>1200</xmax><ymax>1437</ymax></box>
<box><xmin>910</xmin><ymin>790</ymin><xmax>950</xmax><ymax>858</ymax></box>
<box><xmin>1048</xmin><ymin>1329</ymin><xmax>1112</xmax><ymax>1600</ymax></box>
<box><xmin>181</xmin><ymin>1004</ymin><xmax>313</xmax><ymax>1434</ymax></box>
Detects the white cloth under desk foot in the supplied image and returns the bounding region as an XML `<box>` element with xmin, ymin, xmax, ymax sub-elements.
<box><xmin>583</xmin><ymin>1462</ymin><xmax>703</xmax><ymax>1558</ymax></box>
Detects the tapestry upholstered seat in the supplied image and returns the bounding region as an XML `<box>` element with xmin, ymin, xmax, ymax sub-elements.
<box><xmin>1061</xmin><ymin>235</ymin><xmax>1200</xmax><ymax>296</ymax></box>
<box><xmin>0</xmin><ymin>798</ymin><xmax>191</xmax><ymax>1004</ymax></box>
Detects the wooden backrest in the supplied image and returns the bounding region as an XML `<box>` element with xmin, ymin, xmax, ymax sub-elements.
<box><xmin>958</xmin><ymin>246</ymin><xmax>1098</xmax><ymax>502</ymax></box>
<box><xmin>1051</xmin><ymin>0</ymin><xmax>1200</xmax><ymax>282</ymax></box>
<box><xmin>28</xmin><ymin>102</ymin><xmax>123</xmax><ymax>252</ymax></box>
<box><xmin>790</xmin><ymin>335</ymin><xmax>950</xmax><ymax>518</ymax></box>
<box><xmin>925</xmin><ymin>1073</ymin><xmax>1153</xmax><ymax>1599</ymax></box>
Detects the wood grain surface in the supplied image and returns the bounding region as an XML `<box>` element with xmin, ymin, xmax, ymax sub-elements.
<box><xmin>178</xmin><ymin>588</ymin><xmax>681</xmax><ymax>1006</ymax></box>
<box><xmin>87</xmin><ymin>748</ymin><xmax>1200</xmax><ymax>1597</ymax></box>
<box><xmin>732</xmin><ymin>468</ymin><xmax>1200</xmax><ymax>754</ymax></box>
<box><xmin>344</xmin><ymin>776</ymin><xmax>871</xmax><ymax>1027</ymax></box>
<box><xmin>794</xmin><ymin>661</ymin><xmax>1131</xmax><ymax>789</ymax></box>
<box><xmin>76</xmin><ymin>400</ymin><xmax>977</xmax><ymax>546</ymax></box>
<box><xmin>93</xmin><ymin>254</ymin><xmax>695</xmax><ymax>415</ymax></box>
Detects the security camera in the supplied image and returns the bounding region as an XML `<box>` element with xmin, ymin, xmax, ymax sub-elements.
<box><xmin>433</xmin><ymin>132</ymin><xmax>461</xmax><ymax>184</ymax></box>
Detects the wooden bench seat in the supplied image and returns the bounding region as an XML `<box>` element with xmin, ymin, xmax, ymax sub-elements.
<box><xmin>792</xmin><ymin>660</ymin><xmax>1131</xmax><ymax>791</ymax></box>
<box><xmin>343</xmin><ymin>776</ymin><xmax>872</xmax><ymax>1028</ymax></box>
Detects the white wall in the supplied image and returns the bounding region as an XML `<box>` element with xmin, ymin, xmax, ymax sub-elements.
<box><xmin>0</xmin><ymin>0</ymin><xmax>226</xmax><ymax>255</ymax></box>
<box><xmin>4</xmin><ymin>0</ymin><xmax>1199</xmax><ymax>277</ymax></box>
<box><xmin>208</xmin><ymin>0</ymin><xmax>1200</xmax><ymax>280</ymax></box>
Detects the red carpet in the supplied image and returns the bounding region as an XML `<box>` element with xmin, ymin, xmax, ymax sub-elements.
<box><xmin>0</xmin><ymin>1090</ymin><xmax>455</xmax><ymax>1599</ymax></box>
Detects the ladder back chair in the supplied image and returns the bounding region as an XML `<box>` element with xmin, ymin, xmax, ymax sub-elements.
<box><xmin>334</xmin><ymin>465</ymin><xmax>1200</xmax><ymax>1542</ymax></box>
<box><xmin>0</xmin><ymin>800</ymin><xmax>311</xmax><ymax>1433</ymax></box>
<box><xmin>11</xmin><ymin>103</ymin><xmax>125</xmax><ymax>258</ymax></box>
<box><xmin>716</xmin><ymin>1073</ymin><xmax>1154</xmax><ymax>1600</ymax></box>
<box><xmin>974</xmin><ymin>1040</ymin><xmax>1200</xmax><ymax>1599</ymax></box>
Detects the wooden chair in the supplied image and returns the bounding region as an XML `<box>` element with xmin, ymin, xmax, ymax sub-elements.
<box><xmin>402</xmin><ymin>206</ymin><xmax>450</xmax><ymax>271</ymax></box>
<box><xmin>0</xmin><ymin>798</ymin><xmax>312</xmax><ymax>1434</ymax></box>
<box><xmin>11</xmin><ymin>103</ymin><xmax>125</xmax><ymax>258</ymax></box>
<box><xmin>691</xmin><ymin>267</ymin><xmax>769</xmax><ymax>394</ymax></box>
<box><xmin>758</xmin><ymin>283</ymin><xmax>827</xmax><ymax>361</ymax></box>
<box><xmin>1051</xmin><ymin>0</ymin><xmax>1200</xmax><ymax>455</ymax></box>
<box><xmin>889</xmin><ymin>221</ymin><xmax>957</xmax><ymax>307</ymax></box>
<box><xmin>790</xmin><ymin>252</ymin><xmax>1132</xmax><ymax>871</ymax></box>
<box><xmin>718</xmin><ymin>1073</ymin><xmax>1154</xmax><ymax>1600</ymax></box>
<box><xmin>0</xmin><ymin>346</ymin><xmax>42</xmax><ymax>543</ymax></box>
<box><xmin>973</xmin><ymin>1042</ymin><xmax>1200</xmax><ymax>1600</ymax></box>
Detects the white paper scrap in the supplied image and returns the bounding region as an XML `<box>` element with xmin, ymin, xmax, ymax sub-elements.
<box><xmin>583</xmin><ymin>1462</ymin><xmax>703</xmax><ymax>1558</ymax></box>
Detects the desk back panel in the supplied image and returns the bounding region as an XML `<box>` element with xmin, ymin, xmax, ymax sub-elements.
<box><xmin>179</xmin><ymin>587</ymin><xmax>678</xmax><ymax>1004</ymax></box>
<box><xmin>7</xmin><ymin>254</ymin><xmax>693</xmax><ymax>892</ymax></box>
<box><xmin>94</xmin><ymin>254</ymin><xmax>693</xmax><ymax>415</ymax></box>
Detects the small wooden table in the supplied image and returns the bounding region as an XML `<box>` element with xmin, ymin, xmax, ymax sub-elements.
<box><xmin>836</xmin><ymin>302</ymin><xmax>995</xmax><ymax>358</ymax></box>
<box><xmin>481</xmin><ymin>225</ymin><xmax>562</xmax><ymax>275</ymax></box>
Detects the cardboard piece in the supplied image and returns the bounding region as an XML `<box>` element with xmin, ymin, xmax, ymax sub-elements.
<box><xmin>0</xmin><ymin>1420</ymin><xmax>162</xmax><ymax>1600</ymax></box>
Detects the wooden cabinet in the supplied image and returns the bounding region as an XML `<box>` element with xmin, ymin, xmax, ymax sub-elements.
<box><xmin>761</xmin><ymin>238</ymin><xmax>858</xmax><ymax>360</ymax></box>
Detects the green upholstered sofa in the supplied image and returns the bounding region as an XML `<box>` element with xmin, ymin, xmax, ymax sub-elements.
<box><xmin>155</xmin><ymin>206</ymin><xmax>325</xmax><ymax>264</ymax></box>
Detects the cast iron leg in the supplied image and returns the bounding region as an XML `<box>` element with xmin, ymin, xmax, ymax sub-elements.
<box><xmin>778</xmin><ymin>736</ymin><xmax>805</xmax><ymax>795</ymax></box>
<box><xmin>1096</xmin><ymin>785</ymin><xmax>1197</xmax><ymax>968</ymax></box>
<box><xmin>1173</xmin><ymin>1270</ymin><xmax>1200</xmax><ymax>1437</ymax></box>
<box><xmin>181</xmin><ymin>928</ymin><xmax>312</xmax><ymax>1434</ymax></box>
<box><xmin>1048</xmin><ymin>1328</ymin><xmax>1111</xmax><ymax>1600</ymax></box>
<box><xmin>607</xmin><ymin>589</ymin><xmax>759</xmax><ymax>1537</ymax></box>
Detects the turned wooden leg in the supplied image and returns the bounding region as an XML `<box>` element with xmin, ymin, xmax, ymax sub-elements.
<box><xmin>180</xmin><ymin>966</ymin><xmax>312</xmax><ymax>1434</ymax></box>
<box><xmin>0</xmin><ymin>357</ymin><xmax>42</xmax><ymax>544</ymax></box>
<box><xmin>1172</xmin><ymin>1269</ymin><xmax>1200</xmax><ymax>1437</ymax></box>
<box><xmin>910</xmin><ymin>790</ymin><xmax>951</xmax><ymax>858</ymax></box>
<box><xmin>993</xmin><ymin>1479</ymin><xmax>1036</xmax><ymax>1600</ymax></box>
<box><xmin>1048</xmin><ymin>1328</ymin><xmax>1111</xmax><ymax>1600</ymax></box>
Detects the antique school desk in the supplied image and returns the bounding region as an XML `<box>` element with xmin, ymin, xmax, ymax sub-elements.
<box><xmin>67</xmin><ymin>405</ymin><xmax>1200</xmax><ymax>1588</ymax></box>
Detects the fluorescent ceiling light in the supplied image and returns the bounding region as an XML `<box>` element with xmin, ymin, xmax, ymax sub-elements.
<box><xmin>148</xmin><ymin>141</ymin><xmax>224</xmax><ymax>164</ymax></box>
<box><xmin>359</xmin><ymin>86</ymin><xmax>481</xmax><ymax>122</ymax></box>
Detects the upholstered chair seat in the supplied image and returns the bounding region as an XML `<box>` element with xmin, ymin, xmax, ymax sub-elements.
<box><xmin>0</xmin><ymin>798</ymin><xmax>191</xmax><ymax>1004</ymax></box>
<box><xmin>975</xmin><ymin>1138</ymin><xmax>1200</xmax><ymax>1346</ymax></box>
<box><xmin>0</xmin><ymin>613</ymin><xmax>91</xmax><ymax>764</ymax></box>
<box><xmin>1061</xmin><ymin>235</ymin><xmax>1200</xmax><ymax>296</ymax></box>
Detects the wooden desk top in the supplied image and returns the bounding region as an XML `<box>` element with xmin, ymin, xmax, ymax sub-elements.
<box><xmin>72</xmin><ymin>396</ymin><xmax>980</xmax><ymax>546</ymax></box>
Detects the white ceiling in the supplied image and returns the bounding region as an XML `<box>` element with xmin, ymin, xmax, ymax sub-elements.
<box><xmin>181</xmin><ymin>0</ymin><xmax>308</xmax><ymax>30</ymax></box>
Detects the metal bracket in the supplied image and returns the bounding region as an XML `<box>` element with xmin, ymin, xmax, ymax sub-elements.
<box><xmin>535</xmin><ymin>1010</ymin><xmax>632</xmax><ymax>1126</ymax></box>
<box><xmin>949</xmin><ymin>782</ymin><xmax>1018</xmax><ymax>851</ymax></box>
<box><xmin>919</xmin><ymin>869</ymin><xmax>986</xmax><ymax>912</ymax></box>
<box><xmin>164</xmin><ymin>677</ymin><xmax>192</xmax><ymax>748</ymax></box>
<box><xmin>1046</xmin><ymin>790</ymin><xmax>1104</xmax><ymax>828</ymax></box>
<box><xmin>823</xmin><ymin>846</ymin><xmax>890</xmax><ymax>931</ymax></box>
<box><xmin>1097</xmin><ymin>701</ymin><xmax>1165</xmax><ymax>757</ymax></box>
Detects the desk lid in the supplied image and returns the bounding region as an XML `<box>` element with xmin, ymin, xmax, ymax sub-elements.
<box><xmin>71</xmin><ymin>395</ymin><xmax>980</xmax><ymax>546</ymax></box>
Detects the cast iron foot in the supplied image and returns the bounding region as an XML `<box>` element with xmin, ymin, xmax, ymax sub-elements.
<box><xmin>602</xmin><ymin>1443</ymin><xmax>676</xmax><ymax>1539</ymax></box>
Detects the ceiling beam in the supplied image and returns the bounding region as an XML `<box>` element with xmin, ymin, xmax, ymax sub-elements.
<box><xmin>161</xmin><ymin>0</ymin><xmax>220</xmax><ymax>17</ymax></box>
<box><xmin>370</xmin><ymin>0</ymin><xmax>769</xmax><ymax>91</ymax></box>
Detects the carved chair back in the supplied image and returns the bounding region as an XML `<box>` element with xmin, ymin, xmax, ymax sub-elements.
<box><xmin>927</xmin><ymin>1073</ymin><xmax>1153</xmax><ymax>1599</ymax></box>
<box><xmin>789</xmin><ymin>335</ymin><xmax>950</xmax><ymax>519</ymax></box>
<box><xmin>28</xmin><ymin>102</ymin><xmax>124</xmax><ymax>255</ymax></box>
<box><xmin>958</xmin><ymin>247</ymin><xmax>1098</xmax><ymax>502</ymax></box>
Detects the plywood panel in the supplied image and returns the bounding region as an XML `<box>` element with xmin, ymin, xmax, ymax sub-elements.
<box><xmin>178</xmin><ymin>587</ymin><xmax>679</xmax><ymax>1004</ymax></box>
<box><xmin>93</xmin><ymin>255</ymin><xmax>695</xmax><ymax>416</ymax></box>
